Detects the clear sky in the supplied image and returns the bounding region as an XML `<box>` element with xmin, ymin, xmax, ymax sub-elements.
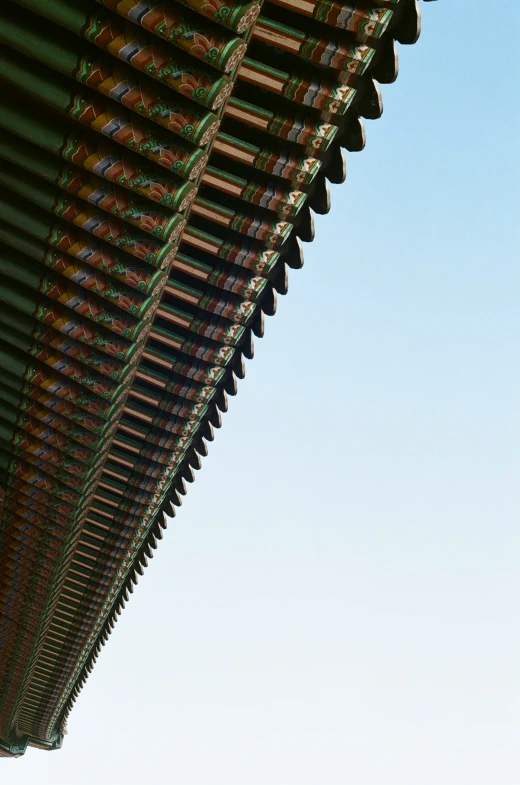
<box><xmin>6</xmin><ymin>3</ymin><xmax>519</xmax><ymax>783</ymax></box>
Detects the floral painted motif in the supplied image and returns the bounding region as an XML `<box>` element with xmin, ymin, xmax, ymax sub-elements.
<box><xmin>62</xmin><ymin>133</ymin><xmax>196</xmax><ymax>210</ymax></box>
<box><xmin>46</xmin><ymin>226</ymin><xmax>164</xmax><ymax>294</ymax></box>
<box><xmin>76</xmin><ymin>54</ymin><xmax>217</xmax><ymax>145</ymax></box>
<box><xmin>53</xmin><ymin>191</ymin><xmax>175</xmax><ymax>270</ymax></box>
<box><xmin>85</xmin><ymin>11</ymin><xmax>232</xmax><ymax>109</ymax></box>
<box><xmin>32</xmin><ymin>300</ymin><xmax>136</xmax><ymax>362</ymax></box>
<box><xmin>96</xmin><ymin>0</ymin><xmax>247</xmax><ymax>73</ymax></box>
<box><xmin>68</xmin><ymin>92</ymin><xmax>206</xmax><ymax>180</ymax></box>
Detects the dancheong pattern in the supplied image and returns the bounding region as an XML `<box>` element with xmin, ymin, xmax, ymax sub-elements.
<box><xmin>0</xmin><ymin>0</ymin><xmax>429</xmax><ymax>757</ymax></box>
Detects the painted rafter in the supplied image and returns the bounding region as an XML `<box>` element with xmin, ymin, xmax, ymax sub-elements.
<box><xmin>0</xmin><ymin>0</ymin><xmax>431</xmax><ymax>757</ymax></box>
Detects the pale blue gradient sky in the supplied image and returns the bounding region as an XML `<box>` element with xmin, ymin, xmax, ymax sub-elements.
<box><xmin>6</xmin><ymin>3</ymin><xmax>519</xmax><ymax>783</ymax></box>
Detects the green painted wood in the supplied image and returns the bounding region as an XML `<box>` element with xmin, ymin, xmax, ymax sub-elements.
<box><xmin>0</xmin><ymin>7</ymin><xmax>83</xmax><ymax>78</ymax></box>
<box><xmin>0</xmin><ymin>369</ymin><xmax>27</xmax><ymax>395</ymax></box>
<box><xmin>1</xmin><ymin>48</ymin><xmax>206</xmax><ymax>182</ymax></box>
<box><xmin>0</xmin><ymin>99</ymin><xmax>196</xmax><ymax>212</ymax></box>
<box><xmin>0</xmin><ymin>455</ymin><xmax>14</xmax><ymax>475</ymax></box>
<box><xmin>0</xmin><ymin>218</ymin><xmax>166</xmax><ymax>303</ymax></box>
<box><xmin>0</xmin><ymin>252</ymin><xmax>43</xmax><ymax>296</ymax></box>
<box><xmin>11</xmin><ymin>0</ymin><xmax>91</xmax><ymax>36</ymax></box>
<box><xmin>0</xmin><ymin>420</ymin><xmax>17</xmax><ymax>446</ymax></box>
<box><xmin>0</xmin><ymin>383</ymin><xmax>23</xmax><ymax>411</ymax></box>
<box><xmin>0</xmin><ymin>195</ymin><xmax>57</xmax><ymax>243</ymax></box>
<box><xmin>0</xmin><ymin>50</ymin><xmax>75</xmax><ymax>116</ymax></box>
<box><xmin>0</xmin><ymin>133</ymin><xmax>64</xmax><ymax>185</ymax></box>
<box><xmin>0</xmin><ymin>322</ymin><xmax>34</xmax><ymax>357</ymax></box>
<box><xmin>0</xmin><ymin>6</ymin><xmax>218</xmax><ymax>148</ymax></box>
<box><xmin>0</xmin><ymin>166</ymin><xmax>59</xmax><ymax>217</ymax></box>
<box><xmin>0</xmin><ymin>344</ymin><xmax>32</xmax><ymax>383</ymax></box>
<box><xmin>0</xmin><ymin>305</ymin><xmax>49</xmax><ymax>345</ymax></box>
<box><xmin>0</xmin><ymin>223</ymin><xmax>51</xmax><ymax>264</ymax></box>
<box><xmin>0</xmin><ymin>279</ymin><xmax>42</xmax><ymax>322</ymax></box>
<box><xmin>0</xmin><ymin>131</ymin><xmax>187</xmax><ymax>248</ymax></box>
<box><xmin>0</xmin><ymin>102</ymin><xmax>66</xmax><ymax>157</ymax></box>
<box><xmin>11</xmin><ymin>0</ymin><xmax>232</xmax><ymax>111</ymax></box>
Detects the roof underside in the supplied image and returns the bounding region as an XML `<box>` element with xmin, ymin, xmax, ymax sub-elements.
<box><xmin>0</xmin><ymin>0</ymin><xmax>429</xmax><ymax>756</ymax></box>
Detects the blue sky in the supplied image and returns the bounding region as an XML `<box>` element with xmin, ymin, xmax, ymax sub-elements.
<box><xmin>7</xmin><ymin>2</ymin><xmax>519</xmax><ymax>783</ymax></box>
